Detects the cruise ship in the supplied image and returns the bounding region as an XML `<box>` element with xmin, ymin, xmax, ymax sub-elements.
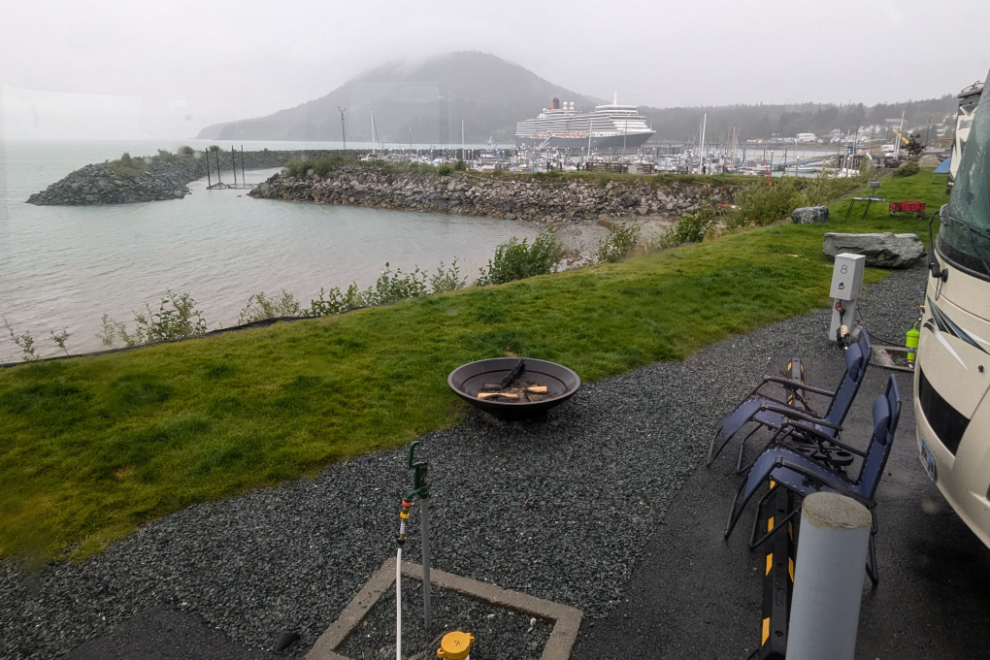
<box><xmin>515</xmin><ymin>94</ymin><xmax>655</xmax><ymax>149</ymax></box>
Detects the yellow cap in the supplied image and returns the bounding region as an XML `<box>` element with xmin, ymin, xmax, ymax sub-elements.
<box><xmin>437</xmin><ymin>631</ymin><xmax>474</xmax><ymax>660</ymax></box>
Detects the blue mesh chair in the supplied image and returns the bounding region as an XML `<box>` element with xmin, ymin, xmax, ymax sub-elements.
<box><xmin>723</xmin><ymin>374</ymin><xmax>900</xmax><ymax>584</ymax></box>
<box><xmin>707</xmin><ymin>329</ymin><xmax>872</xmax><ymax>473</ymax></box>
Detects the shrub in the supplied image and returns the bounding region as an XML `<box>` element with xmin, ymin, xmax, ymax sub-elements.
<box><xmin>155</xmin><ymin>149</ymin><xmax>176</xmax><ymax>163</ymax></box>
<box><xmin>104</xmin><ymin>291</ymin><xmax>208</xmax><ymax>347</ymax></box>
<box><xmin>308</xmin><ymin>284</ymin><xmax>365</xmax><ymax>317</ymax></box>
<box><xmin>731</xmin><ymin>178</ymin><xmax>802</xmax><ymax>227</ymax></box>
<box><xmin>892</xmin><ymin>161</ymin><xmax>921</xmax><ymax>178</ymax></box>
<box><xmin>237</xmin><ymin>290</ymin><xmax>303</xmax><ymax>324</ymax></box>
<box><xmin>651</xmin><ymin>205</ymin><xmax>721</xmax><ymax>250</ymax></box>
<box><xmin>307</xmin><ymin>260</ymin><xmax>465</xmax><ymax>317</ymax></box>
<box><xmin>178</xmin><ymin>145</ymin><xmax>195</xmax><ymax>157</ymax></box>
<box><xmin>4</xmin><ymin>317</ymin><xmax>38</xmax><ymax>361</ymax></box>
<box><xmin>120</xmin><ymin>152</ymin><xmax>133</xmax><ymax>167</ymax></box>
<box><xmin>438</xmin><ymin>164</ymin><xmax>454</xmax><ymax>176</ymax></box>
<box><xmin>429</xmin><ymin>259</ymin><xmax>466</xmax><ymax>293</ymax></box>
<box><xmin>454</xmin><ymin>159</ymin><xmax>466</xmax><ymax>171</ymax></box>
<box><xmin>595</xmin><ymin>220</ymin><xmax>641</xmax><ymax>264</ymax></box>
<box><xmin>285</xmin><ymin>158</ymin><xmax>309</xmax><ymax>177</ymax></box>
<box><xmin>477</xmin><ymin>229</ymin><xmax>566</xmax><ymax>285</ymax></box>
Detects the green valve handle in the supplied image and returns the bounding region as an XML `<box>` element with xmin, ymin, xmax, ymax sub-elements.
<box><xmin>406</xmin><ymin>441</ymin><xmax>430</xmax><ymax>500</ymax></box>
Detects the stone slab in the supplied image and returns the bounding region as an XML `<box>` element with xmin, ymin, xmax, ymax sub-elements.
<box><xmin>307</xmin><ymin>557</ymin><xmax>583</xmax><ymax>660</ymax></box>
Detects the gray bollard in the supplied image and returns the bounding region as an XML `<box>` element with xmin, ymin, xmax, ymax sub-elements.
<box><xmin>786</xmin><ymin>492</ymin><xmax>872</xmax><ymax>660</ymax></box>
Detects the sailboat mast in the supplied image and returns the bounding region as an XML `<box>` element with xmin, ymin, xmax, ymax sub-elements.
<box><xmin>699</xmin><ymin>113</ymin><xmax>707</xmax><ymax>173</ymax></box>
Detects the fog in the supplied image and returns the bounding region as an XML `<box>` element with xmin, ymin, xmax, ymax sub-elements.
<box><xmin>2</xmin><ymin>0</ymin><xmax>988</xmax><ymax>139</ymax></box>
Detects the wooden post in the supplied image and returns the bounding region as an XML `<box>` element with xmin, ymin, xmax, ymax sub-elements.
<box><xmin>231</xmin><ymin>146</ymin><xmax>237</xmax><ymax>187</ymax></box>
<box><xmin>241</xmin><ymin>145</ymin><xmax>246</xmax><ymax>184</ymax></box>
<box><xmin>215</xmin><ymin>149</ymin><xmax>222</xmax><ymax>186</ymax></box>
<box><xmin>205</xmin><ymin>149</ymin><xmax>212</xmax><ymax>188</ymax></box>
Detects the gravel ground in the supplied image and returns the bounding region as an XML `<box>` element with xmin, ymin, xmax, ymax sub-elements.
<box><xmin>335</xmin><ymin>581</ymin><xmax>553</xmax><ymax>660</ymax></box>
<box><xmin>0</xmin><ymin>265</ymin><xmax>927</xmax><ymax>660</ymax></box>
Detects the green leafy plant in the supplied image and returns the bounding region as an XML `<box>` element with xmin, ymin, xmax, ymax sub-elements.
<box><xmin>429</xmin><ymin>259</ymin><xmax>466</xmax><ymax>293</ymax></box>
<box><xmin>237</xmin><ymin>291</ymin><xmax>303</xmax><ymax>324</ymax></box>
<box><xmin>595</xmin><ymin>220</ymin><xmax>642</xmax><ymax>264</ymax></box>
<box><xmin>105</xmin><ymin>291</ymin><xmax>208</xmax><ymax>347</ymax></box>
<box><xmin>892</xmin><ymin>161</ymin><xmax>921</xmax><ymax>178</ymax></box>
<box><xmin>308</xmin><ymin>260</ymin><xmax>467</xmax><ymax>317</ymax></box>
<box><xmin>651</xmin><ymin>205</ymin><xmax>721</xmax><ymax>250</ymax></box>
<box><xmin>4</xmin><ymin>318</ymin><xmax>38</xmax><ymax>361</ymax></box>
<box><xmin>437</xmin><ymin>164</ymin><xmax>454</xmax><ymax>176</ymax></box>
<box><xmin>178</xmin><ymin>145</ymin><xmax>195</xmax><ymax>157</ymax></box>
<box><xmin>49</xmin><ymin>328</ymin><xmax>71</xmax><ymax>356</ymax></box>
<box><xmin>477</xmin><ymin>229</ymin><xmax>566</xmax><ymax>285</ymax></box>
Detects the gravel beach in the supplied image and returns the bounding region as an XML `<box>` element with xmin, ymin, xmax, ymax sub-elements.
<box><xmin>0</xmin><ymin>265</ymin><xmax>927</xmax><ymax>660</ymax></box>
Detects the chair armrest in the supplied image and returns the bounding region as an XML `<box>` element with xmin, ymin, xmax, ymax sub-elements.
<box><xmin>776</xmin><ymin>457</ymin><xmax>874</xmax><ymax>506</ymax></box>
<box><xmin>760</xmin><ymin>402</ymin><xmax>842</xmax><ymax>429</ymax></box>
<box><xmin>757</xmin><ymin>376</ymin><xmax>836</xmax><ymax>398</ymax></box>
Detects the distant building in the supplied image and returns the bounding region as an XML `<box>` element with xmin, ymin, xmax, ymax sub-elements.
<box><xmin>796</xmin><ymin>133</ymin><xmax>817</xmax><ymax>142</ymax></box>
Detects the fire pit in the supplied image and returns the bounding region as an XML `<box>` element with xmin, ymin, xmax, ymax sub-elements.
<box><xmin>447</xmin><ymin>357</ymin><xmax>581</xmax><ymax>420</ymax></box>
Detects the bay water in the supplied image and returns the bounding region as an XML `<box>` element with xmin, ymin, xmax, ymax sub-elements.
<box><xmin>0</xmin><ymin>139</ymin><xmax>540</xmax><ymax>362</ymax></box>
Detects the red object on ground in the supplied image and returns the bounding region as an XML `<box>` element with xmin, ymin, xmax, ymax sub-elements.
<box><xmin>889</xmin><ymin>201</ymin><xmax>926</xmax><ymax>218</ymax></box>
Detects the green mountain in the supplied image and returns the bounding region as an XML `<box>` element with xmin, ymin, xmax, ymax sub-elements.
<box><xmin>196</xmin><ymin>51</ymin><xmax>600</xmax><ymax>143</ymax></box>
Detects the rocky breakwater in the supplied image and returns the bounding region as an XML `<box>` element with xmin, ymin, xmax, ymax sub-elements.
<box><xmin>26</xmin><ymin>150</ymin><xmax>341</xmax><ymax>206</ymax></box>
<box><xmin>249</xmin><ymin>167</ymin><xmax>738</xmax><ymax>223</ymax></box>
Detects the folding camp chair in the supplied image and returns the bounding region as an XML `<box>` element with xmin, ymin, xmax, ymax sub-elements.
<box><xmin>723</xmin><ymin>374</ymin><xmax>901</xmax><ymax>584</ymax></box>
<box><xmin>706</xmin><ymin>329</ymin><xmax>872</xmax><ymax>473</ymax></box>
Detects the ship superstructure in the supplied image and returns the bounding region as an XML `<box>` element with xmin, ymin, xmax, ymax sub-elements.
<box><xmin>515</xmin><ymin>93</ymin><xmax>655</xmax><ymax>149</ymax></box>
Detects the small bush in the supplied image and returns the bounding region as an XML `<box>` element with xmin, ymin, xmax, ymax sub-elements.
<box><xmin>595</xmin><ymin>220</ymin><xmax>641</xmax><ymax>264</ymax></box>
<box><xmin>103</xmin><ymin>291</ymin><xmax>208</xmax><ymax>347</ymax></box>
<box><xmin>178</xmin><ymin>145</ymin><xmax>195</xmax><ymax>157</ymax></box>
<box><xmin>120</xmin><ymin>152</ymin><xmax>133</xmax><ymax>167</ymax></box>
<box><xmin>438</xmin><ymin>164</ymin><xmax>454</xmax><ymax>176</ymax></box>
<box><xmin>237</xmin><ymin>290</ymin><xmax>303</xmax><ymax>324</ymax></box>
<box><xmin>155</xmin><ymin>149</ymin><xmax>176</xmax><ymax>163</ymax></box>
<box><xmin>307</xmin><ymin>260</ymin><xmax>465</xmax><ymax>317</ymax></box>
<box><xmin>454</xmin><ymin>159</ymin><xmax>466</xmax><ymax>171</ymax></box>
<box><xmin>731</xmin><ymin>178</ymin><xmax>802</xmax><ymax>228</ymax></box>
<box><xmin>892</xmin><ymin>161</ymin><xmax>921</xmax><ymax>178</ymax></box>
<box><xmin>477</xmin><ymin>229</ymin><xmax>567</xmax><ymax>286</ymax></box>
<box><xmin>651</xmin><ymin>206</ymin><xmax>720</xmax><ymax>250</ymax></box>
<box><xmin>429</xmin><ymin>259</ymin><xmax>466</xmax><ymax>293</ymax></box>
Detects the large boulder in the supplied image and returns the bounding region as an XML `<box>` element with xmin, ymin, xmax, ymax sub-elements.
<box><xmin>822</xmin><ymin>232</ymin><xmax>925</xmax><ymax>268</ymax></box>
<box><xmin>792</xmin><ymin>206</ymin><xmax>830</xmax><ymax>224</ymax></box>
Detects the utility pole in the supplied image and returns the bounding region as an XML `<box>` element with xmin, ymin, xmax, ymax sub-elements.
<box><xmin>338</xmin><ymin>106</ymin><xmax>348</xmax><ymax>150</ymax></box>
<box><xmin>925</xmin><ymin>116</ymin><xmax>932</xmax><ymax>149</ymax></box>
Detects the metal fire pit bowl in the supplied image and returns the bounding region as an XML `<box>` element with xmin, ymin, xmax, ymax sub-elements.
<box><xmin>447</xmin><ymin>358</ymin><xmax>581</xmax><ymax>421</ymax></box>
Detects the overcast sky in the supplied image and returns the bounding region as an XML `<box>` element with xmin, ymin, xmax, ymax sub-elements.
<box><xmin>2</xmin><ymin>0</ymin><xmax>988</xmax><ymax>139</ymax></box>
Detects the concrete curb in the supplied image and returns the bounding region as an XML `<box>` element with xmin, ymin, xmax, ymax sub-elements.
<box><xmin>307</xmin><ymin>557</ymin><xmax>583</xmax><ymax>660</ymax></box>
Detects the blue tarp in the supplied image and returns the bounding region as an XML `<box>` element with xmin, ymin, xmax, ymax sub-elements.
<box><xmin>934</xmin><ymin>158</ymin><xmax>951</xmax><ymax>174</ymax></box>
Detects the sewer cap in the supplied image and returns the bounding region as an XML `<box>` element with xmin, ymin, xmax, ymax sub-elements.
<box><xmin>437</xmin><ymin>631</ymin><xmax>474</xmax><ymax>660</ymax></box>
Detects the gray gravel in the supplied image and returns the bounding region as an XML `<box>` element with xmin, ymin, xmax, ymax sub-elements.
<box><xmin>336</xmin><ymin>582</ymin><xmax>553</xmax><ymax>660</ymax></box>
<box><xmin>0</xmin><ymin>265</ymin><xmax>927</xmax><ymax>660</ymax></box>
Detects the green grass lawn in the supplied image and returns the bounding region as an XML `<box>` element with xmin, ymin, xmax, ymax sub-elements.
<box><xmin>0</xmin><ymin>170</ymin><xmax>947</xmax><ymax>560</ymax></box>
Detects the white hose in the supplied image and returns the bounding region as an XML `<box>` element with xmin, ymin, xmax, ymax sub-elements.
<box><xmin>396</xmin><ymin>546</ymin><xmax>402</xmax><ymax>660</ymax></box>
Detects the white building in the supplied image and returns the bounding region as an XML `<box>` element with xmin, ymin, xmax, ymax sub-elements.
<box><xmin>796</xmin><ymin>133</ymin><xmax>817</xmax><ymax>142</ymax></box>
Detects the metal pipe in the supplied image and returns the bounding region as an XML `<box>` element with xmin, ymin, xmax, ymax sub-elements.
<box><xmin>786</xmin><ymin>492</ymin><xmax>872</xmax><ymax>660</ymax></box>
<box><xmin>421</xmin><ymin>498</ymin><xmax>432</xmax><ymax>631</ymax></box>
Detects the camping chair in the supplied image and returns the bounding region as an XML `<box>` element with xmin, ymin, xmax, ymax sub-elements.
<box><xmin>706</xmin><ymin>329</ymin><xmax>872</xmax><ymax>473</ymax></box>
<box><xmin>723</xmin><ymin>374</ymin><xmax>901</xmax><ymax>585</ymax></box>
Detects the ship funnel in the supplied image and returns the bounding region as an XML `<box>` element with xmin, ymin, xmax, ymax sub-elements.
<box><xmin>552</xmin><ymin>97</ymin><xmax>560</xmax><ymax>110</ymax></box>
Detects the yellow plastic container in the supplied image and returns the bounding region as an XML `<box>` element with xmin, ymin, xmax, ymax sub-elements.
<box><xmin>437</xmin><ymin>631</ymin><xmax>475</xmax><ymax>660</ymax></box>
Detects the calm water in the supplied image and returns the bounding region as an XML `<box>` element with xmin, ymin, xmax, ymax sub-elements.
<box><xmin>0</xmin><ymin>139</ymin><xmax>538</xmax><ymax>362</ymax></box>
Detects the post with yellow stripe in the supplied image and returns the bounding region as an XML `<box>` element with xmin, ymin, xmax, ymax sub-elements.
<box><xmin>757</xmin><ymin>483</ymin><xmax>794</xmax><ymax>660</ymax></box>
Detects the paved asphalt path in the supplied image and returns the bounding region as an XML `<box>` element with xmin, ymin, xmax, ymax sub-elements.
<box><xmin>64</xmin><ymin>355</ymin><xmax>990</xmax><ymax>660</ymax></box>
<box><xmin>571</xmin><ymin>354</ymin><xmax>990</xmax><ymax>660</ymax></box>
